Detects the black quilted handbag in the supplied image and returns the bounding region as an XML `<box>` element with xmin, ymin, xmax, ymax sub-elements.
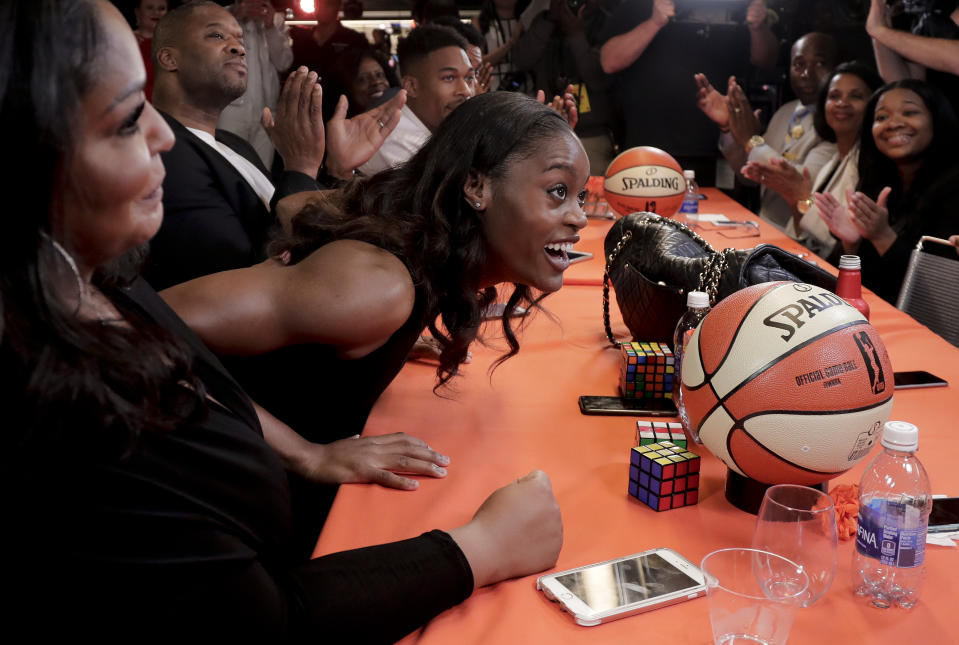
<box><xmin>602</xmin><ymin>213</ymin><xmax>837</xmax><ymax>346</ymax></box>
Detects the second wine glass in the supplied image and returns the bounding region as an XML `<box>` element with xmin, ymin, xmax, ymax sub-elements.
<box><xmin>751</xmin><ymin>484</ymin><xmax>838</xmax><ymax>607</ymax></box>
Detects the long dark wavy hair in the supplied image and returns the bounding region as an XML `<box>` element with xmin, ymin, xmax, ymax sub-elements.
<box><xmin>271</xmin><ymin>92</ymin><xmax>572</xmax><ymax>389</ymax></box>
<box><xmin>0</xmin><ymin>0</ymin><xmax>205</xmax><ymax>459</ymax></box>
<box><xmin>856</xmin><ymin>79</ymin><xmax>959</xmax><ymax>226</ymax></box>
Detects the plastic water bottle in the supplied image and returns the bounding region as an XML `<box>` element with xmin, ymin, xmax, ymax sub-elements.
<box><xmin>673</xmin><ymin>291</ymin><xmax>710</xmax><ymax>443</ymax></box>
<box><xmin>853</xmin><ymin>421</ymin><xmax>931</xmax><ymax>609</ymax></box>
<box><xmin>678</xmin><ymin>170</ymin><xmax>699</xmax><ymax>225</ymax></box>
<box><xmin>836</xmin><ymin>254</ymin><xmax>870</xmax><ymax>321</ymax></box>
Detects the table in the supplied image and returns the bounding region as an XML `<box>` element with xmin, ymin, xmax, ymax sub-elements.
<box><xmin>314</xmin><ymin>188</ymin><xmax>958</xmax><ymax>643</ymax></box>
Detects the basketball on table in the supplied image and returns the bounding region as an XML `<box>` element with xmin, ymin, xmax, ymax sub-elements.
<box><xmin>603</xmin><ymin>146</ymin><xmax>686</xmax><ymax>217</ymax></box>
<box><xmin>680</xmin><ymin>282</ymin><xmax>894</xmax><ymax>485</ymax></box>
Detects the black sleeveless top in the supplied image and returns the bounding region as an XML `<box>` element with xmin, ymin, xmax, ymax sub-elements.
<box><xmin>220</xmin><ymin>274</ymin><xmax>429</xmax><ymax>443</ymax></box>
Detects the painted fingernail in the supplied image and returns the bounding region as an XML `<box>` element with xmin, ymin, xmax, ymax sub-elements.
<box><xmin>433</xmin><ymin>465</ymin><xmax>447</xmax><ymax>476</ymax></box>
<box><xmin>437</xmin><ymin>454</ymin><xmax>450</xmax><ymax>466</ymax></box>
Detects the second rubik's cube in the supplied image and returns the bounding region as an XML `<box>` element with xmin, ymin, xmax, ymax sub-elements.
<box><xmin>620</xmin><ymin>342</ymin><xmax>674</xmax><ymax>399</ymax></box>
<box><xmin>628</xmin><ymin>441</ymin><xmax>701</xmax><ymax>511</ymax></box>
<box><xmin>636</xmin><ymin>421</ymin><xmax>687</xmax><ymax>449</ymax></box>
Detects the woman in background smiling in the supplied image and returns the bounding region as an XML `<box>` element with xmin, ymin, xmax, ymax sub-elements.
<box><xmin>816</xmin><ymin>79</ymin><xmax>959</xmax><ymax>303</ymax></box>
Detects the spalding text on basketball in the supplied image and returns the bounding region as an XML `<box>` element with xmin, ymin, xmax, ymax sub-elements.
<box><xmin>762</xmin><ymin>291</ymin><xmax>846</xmax><ymax>341</ymax></box>
<box><xmin>620</xmin><ymin>176</ymin><xmax>682</xmax><ymax>192</ymax></box>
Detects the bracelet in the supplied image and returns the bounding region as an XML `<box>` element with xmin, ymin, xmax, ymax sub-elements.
<box><xmin>796</xmin><ymin>196</ymin><xmax>815</xmax><ymax>214</ymax></box>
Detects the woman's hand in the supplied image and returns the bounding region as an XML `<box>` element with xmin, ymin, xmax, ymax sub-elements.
<box><xmin>448</xmin><ymin>470</ymin><xmax>563</xmax><ymax>589</ymax></box>
<box><xmin>848</xmin><ymin>187</ymin><xmax>897</xmax><ymax>254</ymax></box>
<box><xmin>741</xmin><ymin>157</ymin><xmax>811</xmax><ymax>205</ymax></box>
<box><xmin>302</xmin><ymin>433</ymin><xmax>451</xmax><ymax>490</ymax></box>
<box><xmin>815</xmin><ymin>191</ymin><xmax>861</xmax><ymax>246</ymax></box>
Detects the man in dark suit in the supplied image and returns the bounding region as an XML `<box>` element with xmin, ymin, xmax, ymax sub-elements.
<box><xmin>148</xmin><ymin>1</ymin><xmax>403</xmax><ymax>289</ymax></box>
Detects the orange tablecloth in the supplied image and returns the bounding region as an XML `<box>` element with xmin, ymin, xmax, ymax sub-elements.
<box><xmin>315</xmin><ymin>189</ymin><xmax>958</xmax><ymax>643</ymax></box>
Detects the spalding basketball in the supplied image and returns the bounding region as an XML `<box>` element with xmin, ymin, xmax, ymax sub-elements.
<box><xmin>604</xmin><ymin>146</ymin><xmax>685</xmax><ymax>217</ymax></box>
<box><xmin>681</xmin><ymin>282</ymin><xmax>894</xmax><ymax>485</ymax></box>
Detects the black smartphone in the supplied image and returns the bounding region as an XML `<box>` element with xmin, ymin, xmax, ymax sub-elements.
<box><xmin>929</xmin><ymin>497</ymin><xmax>959</xmax><ymax>533</ymax></box>
<box><xmin>579</xmin><ymin>395</ymin><xmax>678</xmax><ymax>417</ymax></box>
<box><xmin>893</xmin><ymin>370</ymin><xmax>948</xmax><ymax>389</ymax></box>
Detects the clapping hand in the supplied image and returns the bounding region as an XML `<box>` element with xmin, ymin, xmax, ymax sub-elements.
<box><xmin>695</xmin><ymin>73</ymin><xmax>730</xmax><ymax>130</ymax></box>
<box><xmin>474</xmin><ymin>62</ymin><xmax>493</xmax><ymax>94</ymax></box>
<box><xmin>726</xmin><ymin>76</ymin><xmax>763</xmax><ymax>148</ymax></box>
<box><xmin>325</xmin><ymin>90</ymin><xmax>406</xmax><ymax>179</ymax></box>
<box><xmin>815</xmin><ymin>191</ymin><xmax>861</xmax><ymax>246</ymax></box>
<box><xmin>848</xmin><ymin>187</ymin><xmax>896</xmax><ymax>252</ymax></box>
<box><xmin>741</xmin><ymin>157</ymin><xmax>811</xmax><ymax>205</ymax></box>
<box><xmin>262</xmin><ymin>67</ymin><xmax>325</xmax><ymax>178</ymax></box>
<box><xmin>536</xmin><ymin>84</ymin><xmax>578</xmax><ymax>130</ymax></box>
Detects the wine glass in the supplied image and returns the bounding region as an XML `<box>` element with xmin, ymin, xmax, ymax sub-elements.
<box><xmin>751</xmin><ymin>484</ymin><xmax>838</xmax><ymax>607</ymax></box>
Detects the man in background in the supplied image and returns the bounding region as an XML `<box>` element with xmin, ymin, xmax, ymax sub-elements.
<box><xmin>695</xmin><ymin>32</ymin><xmax>839</xmax><ymax>233</ymax></box>
<box><xmin>359</xmin><ymin>25</ymin><xmax>474</xmax><ymax>175</ymax></box>
<box><xmin>218</xmin><ymin>0</ymin><xmax>294</xmax><ymax>168</ymax></box>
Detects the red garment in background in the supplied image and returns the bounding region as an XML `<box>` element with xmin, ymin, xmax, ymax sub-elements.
<box><xmin>137</xmin><ymin>36</ymin><xmax>154</xmax><ymax>101</ymax></box>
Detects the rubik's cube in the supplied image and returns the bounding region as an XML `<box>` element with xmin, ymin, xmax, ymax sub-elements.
<box><xmin>628</xmin><ymin>441</ymin><xmax>700</xmax><ymax>511</ymax></box>
<box><xmin>636</xmin><ymin>421</ymin><xmax>687</xmax><ymax>449</ymax></box>
<box><xmin>620</xmin><ymin>342</ymin><xmax>674</xmax><ymax>399</ymax></box>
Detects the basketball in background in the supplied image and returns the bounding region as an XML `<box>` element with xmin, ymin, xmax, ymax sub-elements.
<box><xmin>680</xmin><ymin>282</ymin><xmax>894</xmax><ymax>485</ymax></box>
<box><xmin>603</xmin><ymin>146</ymin><xmax>685</xmax><ymax>217</ymax></box>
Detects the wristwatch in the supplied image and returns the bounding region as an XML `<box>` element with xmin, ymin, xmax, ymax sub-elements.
<box><xmin>746</xmin><ymin>135</ymin><xmax>765</xmax><ymax>154</ymax></box>
<box><xmin>797</xmin><ymin>196</ymin><xmax>815</xmax><ymax>214</ymax></box>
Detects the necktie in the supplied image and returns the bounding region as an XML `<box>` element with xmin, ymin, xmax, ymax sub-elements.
<box><xmin>783</xmin><ymin>105</ymin><xmax>812</xmax><ymax>160</ymax></box>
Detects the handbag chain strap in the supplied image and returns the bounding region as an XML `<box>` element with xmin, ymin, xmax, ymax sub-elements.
<box><xmin>602</xmin><ymin>216</ymin><xmax>736</xmax><ymax>346</ymax></box>
<box><xmin>603</xmin><ymin>230</ymin><xmax>633</xmax><ymax>345</ymax></box>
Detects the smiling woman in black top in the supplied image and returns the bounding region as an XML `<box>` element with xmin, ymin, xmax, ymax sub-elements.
<box><xmin>816</xmin><ymin>79</ymin><xmax>959</xmax><ymax>304</ymax></box>
<box><xmin>0</xmin><ymin>0</ymin><xmax>563</xmax><ymax>640</ymax></box>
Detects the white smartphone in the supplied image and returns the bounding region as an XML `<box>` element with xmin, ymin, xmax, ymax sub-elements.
<box><xmin>536</xmin><ymin>548</ymin><xmax>706</xmax><ymax>627</ymax></box>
